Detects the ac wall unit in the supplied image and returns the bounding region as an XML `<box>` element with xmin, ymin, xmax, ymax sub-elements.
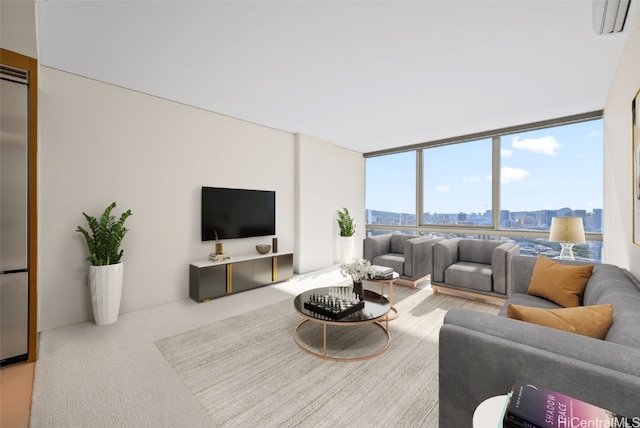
<box><xmin>593</xmin><ymin>0</ymin><xmax>631</xmax><ymax>34</ymax></box>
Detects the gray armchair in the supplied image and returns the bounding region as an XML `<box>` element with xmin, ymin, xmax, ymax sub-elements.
<box><xmin>363</xmin><ymin>234</ymin><xmax>437</xmax><ymax>287</ymax></box>
<box><xmin>431</xmin><ymin>238</ymin><xmax>519</xmax><ymax>302</ymax></box>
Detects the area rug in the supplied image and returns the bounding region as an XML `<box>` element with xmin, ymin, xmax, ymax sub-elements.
<box><xmin>155</xmin><ymin>283</ymin><xmax>500</xmax><ymax>427</ymax></box>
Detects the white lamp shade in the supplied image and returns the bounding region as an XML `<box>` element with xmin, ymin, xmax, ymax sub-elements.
<box><xmin>549</xmin><ymin>217</ymin><xmax>586</xmax><ymax>243</ymax></box>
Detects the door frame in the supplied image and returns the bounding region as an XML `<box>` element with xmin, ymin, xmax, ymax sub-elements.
<box><xmin>1</xmin><ymin>48</ymin><xmax>38</xmax><ymax>363</ymax></box>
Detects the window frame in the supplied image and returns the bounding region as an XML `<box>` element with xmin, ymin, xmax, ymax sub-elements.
<box><xmin>364</xmin><ymin>111</ymin><xmax>603</xmax><ymax>247</ymax></box>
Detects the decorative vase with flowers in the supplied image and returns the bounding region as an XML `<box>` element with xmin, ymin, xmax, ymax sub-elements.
<box><xmin>340</xmin><ymin>259</ymin><xmax>375</xmax><ymax>298</ymax></box>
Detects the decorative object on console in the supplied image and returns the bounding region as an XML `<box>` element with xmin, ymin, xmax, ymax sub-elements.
<box><xmin>272</xmin><ymin>237</ymin><xmax>278</xmax><ymax>253</ymax></box>
<box><xmin>76</xmin><ymin>202</ymin><xmax>132</xmax><ymax>326</ymax></box>
<box><xmin>336</xmin><ymin>207</ymin><xmax>355</xmax><ymax>263</ymax></box>
<box><xmin>213</xmin><ymin>228</ymin><xmax>223</xmax><ymax>255</ymax></box>
<box><xmin>256</xmin><ymin>245</ymin><xmax>271</xmax><ymax>255</ymax></box>
<box><xmin>548</xmin><ymin>216</ymin><xmax>586</xmax><ymax>260</ymax></box>
<box><xmin>527</xmin><ymin>255</ymin><xmax>593</xmax><ymax>307</ymax></box>
<box><xmin>209</xmin><ymin>253</ymin><xmax>230</xmax><ymax>262</ymax></box>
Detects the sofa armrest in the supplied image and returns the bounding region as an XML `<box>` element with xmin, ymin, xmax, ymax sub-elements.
<box><xmin>432</xmin><ymin>238</ymin><xmax>460</xmax><ymax>283</ymax></box>
<box><xmin>363</xmin><ymin>234</ymin><xmax>392</xmax><ymax>262</ymax></box>
<box><xmin>491</xmin><ymin>242</ymin><xmax>519</xmax><ymax>295</ymax></box>
<box><xmin>439</xmin><ymin>308</ymin><xmax>640</xmax><ymax>427</ymax></box>
<box><xmin>403</xmin><ymin>237</ymin><xmax>437</xmax><ymax>279</ymax></box>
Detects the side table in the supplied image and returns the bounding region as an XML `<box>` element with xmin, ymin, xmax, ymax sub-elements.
<box><xmin>472</xmin><ymin>394</ymin><xmax>510</xmax><ymax>428</ymax></box>
<box><xmin>367</xmin><ymin>272</ymin><xmax>399</xmax><ymax>320</ymax></box>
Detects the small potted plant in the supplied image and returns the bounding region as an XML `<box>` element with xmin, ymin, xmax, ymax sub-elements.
<box><xmin>77</xmin><ymin>202</ymin><xmax>132</xmax><ymax>325</ymax></box>
<box><xmin>336</xmin><ymin>207</ymin><xmax>356</xmax><ymax>263</ymax></box>
<box><xmin>340</xmin><ymin>259</ymin><xmax>375</xmax><ymax>297</ymax></box>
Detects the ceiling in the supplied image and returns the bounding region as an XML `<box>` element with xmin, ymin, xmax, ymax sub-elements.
<box><xmin>36</xmin><ymin>0</ymin><xmax>636</xmax><ymax>154</ymax></box>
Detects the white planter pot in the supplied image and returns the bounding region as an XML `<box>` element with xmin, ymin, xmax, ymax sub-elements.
<box><xmin>339</xmin><ymin>236</ymin><xmax>354</xmax><ymax>264</ymax></box>
<box><xmin>88</xmin><ymin>263</ymin><xmax>123</xmax><ymax>326</ymax></box>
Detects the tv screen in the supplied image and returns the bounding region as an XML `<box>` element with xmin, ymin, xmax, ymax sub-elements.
<box><xmin>201</xmin><ymin>187</ymin><xmax>275</xmax><ymax>241</ymax></box>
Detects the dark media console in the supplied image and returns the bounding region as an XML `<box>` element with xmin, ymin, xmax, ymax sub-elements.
<box><xmin>189</xmin><ymin>252</ymin><xmax>294</xmax><ymax>302</ymax></box>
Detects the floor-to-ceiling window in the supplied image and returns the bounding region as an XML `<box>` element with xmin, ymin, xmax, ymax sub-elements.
<box><xmin>365</xmin><ymin>111</ymin><xmax>603</xmax><ymax>262</ymax></box>
<box><xmin>423</xmin><ymin>138</ymin><xmax>492</xmax><ymax>226</ymax></box>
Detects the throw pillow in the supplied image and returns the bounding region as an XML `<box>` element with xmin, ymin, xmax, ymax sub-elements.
<box><xmin>527</xmin><ymin>256</ymin><xmax>594</xmax><ymax>307</ymax></box>
<box><xmin>506</xmin><ymin>304</ymin><xmax>613</xmax><ymax>339</ymax></box>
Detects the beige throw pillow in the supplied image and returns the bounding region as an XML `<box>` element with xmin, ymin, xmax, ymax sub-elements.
<box><xmin>506</xmin><ymin>304</ymin><xmax>613</xmax><ymax>340</ymax></box>
<box><xmin>527</xmin><ymin>256</ymin><xmax>594</xmax><ymax>307</ymax></box>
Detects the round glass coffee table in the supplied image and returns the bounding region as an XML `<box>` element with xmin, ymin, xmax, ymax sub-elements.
<box><xmin>293</xmin><ymin>286</ymin><xmax>391</xmax><ymax>362</ymax></box>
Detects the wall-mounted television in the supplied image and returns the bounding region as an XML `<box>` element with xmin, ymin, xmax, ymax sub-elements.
<box><xmin>201</xmin><ymin>187</ymin><xmax>275</xmax><ymax>241</ymax></box>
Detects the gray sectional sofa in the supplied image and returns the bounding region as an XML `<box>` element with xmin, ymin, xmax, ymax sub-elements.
<box><xmin>439</xmin><ymin>255</ymin><xmax>640</xmax><ymax>427</ymax></box>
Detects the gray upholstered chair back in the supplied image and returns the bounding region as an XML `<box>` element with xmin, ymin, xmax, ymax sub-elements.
<box><xmin>458</xmin><ymin>240</ymin><xmax>502</xmax><ymax>265</ymax></box>
<box><xmin>390</xmin><ymin>234</ymin><xmax>413</xmax><ymax>254</ymax></box>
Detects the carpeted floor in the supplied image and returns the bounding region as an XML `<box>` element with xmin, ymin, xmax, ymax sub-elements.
<box><xmin>155</xmin><ymin>281</ymin><xmax>499</xmax><ymax>427</ymax></box>
<box><xmin>29</xmin><ymin>267</ymin><xmax>501</xmax><ymax>427</ymax></box>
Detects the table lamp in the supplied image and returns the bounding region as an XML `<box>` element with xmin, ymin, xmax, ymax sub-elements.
<box><xmin>549</xmin><ymin>217</ymin><xmax>586</xmax><ymax>260</ymax></box>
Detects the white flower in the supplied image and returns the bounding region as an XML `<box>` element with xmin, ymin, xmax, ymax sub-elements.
<box><xmin>340</xmin><ymin>259</ymin><xmax>375</xmax><ymax>282</ymax></box>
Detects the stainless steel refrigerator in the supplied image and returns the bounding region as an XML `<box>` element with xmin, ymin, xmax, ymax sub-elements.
<box><xmin>0</xmin><ymin>65</ymin><xmax>29</xmax><ymax>366</ymax></box>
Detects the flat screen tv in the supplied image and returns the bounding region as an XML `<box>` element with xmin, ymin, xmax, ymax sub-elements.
<box><xmin>201</xmin><ymin>187</ymin><xmax>275</xmax><ymax>241</ymax></box>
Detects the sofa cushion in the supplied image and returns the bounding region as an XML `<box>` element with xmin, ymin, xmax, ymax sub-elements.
<box><xmin>498</xmin><ymin>294</ymin><xmax>562</xmax><ymax>316</ymax></box>
<box><xmin>506</xmin><ymin>303</ymin><xmax>613</xmax><ymax>339</ymax></box>
<box><xmin>444</xmin><ymin>262</ymin><xmax>492</xmax><ymax>292</ymax></box>
<box><xmin>372</xmin><ymin>253</ymin><xmax>404</xmax><ymax>276</ymax></box>
<box><xmin>527</xmin><ymin>255</ymin><xmax>594</xmax><ymax>307</ymax></box>
<box><xmin>458</xmin><ymin>240</ymin><xmax>501</xmax><ymax>265</ymax></box>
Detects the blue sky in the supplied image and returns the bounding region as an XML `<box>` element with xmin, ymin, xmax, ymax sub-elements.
<box><xmin>366</xmin><ymin>119</ymin><xmax>603</xmax><ymax>214</ymax></box>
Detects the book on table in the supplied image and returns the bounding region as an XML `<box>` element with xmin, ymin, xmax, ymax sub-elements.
<box><xmin>370</xmin><ymin>265</ymin><xmax>394</xmax><ymax>279</ymax></box>
<box><xmin>503</xmin><ymin>380</ymin><xmax>629</xmax><ymax>428</ymax></box>
<box><xmin>209</xmin><ymin>253</ymin><xmax>230</xmax><ymax>262</ymax></box>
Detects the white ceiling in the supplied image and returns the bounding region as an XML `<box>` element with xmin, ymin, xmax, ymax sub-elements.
<box><xmin>36</xmin><ymin>0</ymin><xmax>635</xmax><ymax>153</ymax></box>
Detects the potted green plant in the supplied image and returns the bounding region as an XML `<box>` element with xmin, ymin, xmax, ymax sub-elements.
<box><xmin>77</xmin><ymin>202</ymin><xmax>132</xmax><ymax>325</ymax></box>
<box><xmin>336</xmin><ymin>207</ymin><xmax>356</xmax><ymax>263</ymax></box>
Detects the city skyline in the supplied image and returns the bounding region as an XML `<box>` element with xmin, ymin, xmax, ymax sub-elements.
<box><xmin>366</xmin><ymin>119</ymin><xmax>603</xmax><ymax>215</ymax></box>
<box><xmin>366</xmin><ymin>205</ymin><xmax>603</xmax><ymax>233</ymax></box>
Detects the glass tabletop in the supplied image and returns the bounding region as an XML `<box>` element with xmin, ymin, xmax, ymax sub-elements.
<box><xmin>293</xmin><ymin>286</ymin><xmax>390</xmax><ymax>322</ymax></box>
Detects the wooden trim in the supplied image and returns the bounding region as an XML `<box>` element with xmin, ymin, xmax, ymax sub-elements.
<box><xmin>0</xmin><ymin>49</ymin><xmax>38</xmax><ymax>363</ymax></box>
<box><xmin>0</xmin><ymin>49</ymin><xmax>31</xmax><ymax>70</ymax></box>
<box><xmin>431</xmin><ymin>285</ymin><xmax>506</xmax><ymax>305</ymax></box>
<box><xmin>394</xmin><ymin>274</ymin><xmax>430</xmax><ymax>289</ymax></box>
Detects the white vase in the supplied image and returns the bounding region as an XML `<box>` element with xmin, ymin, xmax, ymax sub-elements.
<box><xmin>88</xmin><ymin>263</ymin><xmax>124</xmax><ymax>326</ymax></box>
<box><xmin>339</xmin><ymin>236</ymin><xmax>354</xmax><ymax>264</ymax></box>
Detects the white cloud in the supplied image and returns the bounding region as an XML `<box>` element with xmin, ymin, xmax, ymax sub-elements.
<box><xmin>435</xmin><ymin>184</ymin><xmax>450</xmax><ymax>193</ymax></box>
<box><xmin>588</xmin><ymin>130</ymin><xmax>599</xmax><ymax>138</ymax></box>
<box><xmin>462</xmin><ymin>175</ymin><xmax>482</xmax><ymax>182</ymax></box>
<box><xmin>511</xmin><ymin>136</ymin><xmax>561</xmax><ymax>155</ymax></box>
<box><xmin>501</xmin><ymin>166</ymin><xmax>530</xmax><ymax>184</ymax></box>
<box><xmin>501</xmin><ymin>149</ymin><xmax>513</xmax><ymax>157</ymax></box>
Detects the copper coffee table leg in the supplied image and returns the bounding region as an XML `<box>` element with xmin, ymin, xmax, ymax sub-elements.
<box><xmin>323</xmin><ymin>323</ymin><xmax>327</xmax><ymax>357</ymax></box>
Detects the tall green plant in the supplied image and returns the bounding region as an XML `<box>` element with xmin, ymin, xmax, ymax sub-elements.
<box><xmin>336</xmin><ymin>207</ymin><xmax>356</xmax><ymax>237</ymax></box>
<box><xmin>76</xmin><ymin>202</ymin><xmax>133</xmax><ymax>266</ymax></box>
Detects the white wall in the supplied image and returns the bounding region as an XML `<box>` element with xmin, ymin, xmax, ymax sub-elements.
<box><xmin>295</xmin><ymin>133</ymin><xmax>365</xmax><ymax>273</ymax></box>
<box><xmin>0</xmin><ymin>0</ymin><xmax>37</xmax><ymax>59</ymax></box>
<box><xmin>38</xmin><ymin>67</ymin><xmax>302</xmax><ymax>330</ymax></box>
<box><xmin>603</xmin><ymin>12</ymin><xmax>640</xmax><ymax>278</ymax></box>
